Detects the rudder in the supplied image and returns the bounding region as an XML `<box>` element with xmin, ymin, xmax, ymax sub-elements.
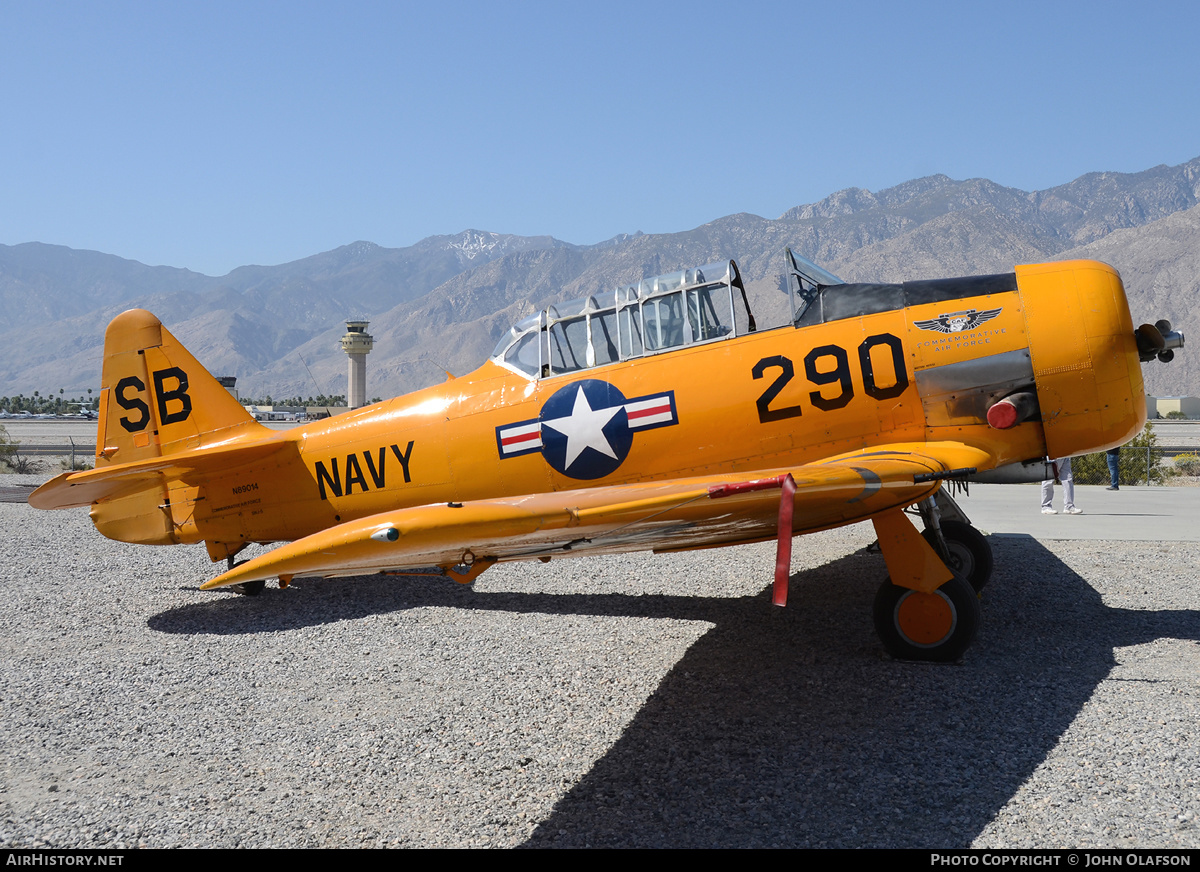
<box><xmin>96</xmin><ymin>309</ymin><xmax>266</xmax><ymax>467</ymax></box>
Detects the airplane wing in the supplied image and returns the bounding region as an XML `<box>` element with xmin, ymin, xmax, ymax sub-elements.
<box><xmin>28</xmin><ymin>437</ymin><xmax>291</xmax><ymax>510</ymax></box>
<box><xmin>203</xmin><ymin>441</ymin><xmax>992</xmax><ymax>590</ymax></box>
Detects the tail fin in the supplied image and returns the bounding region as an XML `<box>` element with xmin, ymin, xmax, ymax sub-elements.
<box><xmin>96</xmin><ymin>309</ymin><xmax>266</xmax><ymax>467</ymax></box>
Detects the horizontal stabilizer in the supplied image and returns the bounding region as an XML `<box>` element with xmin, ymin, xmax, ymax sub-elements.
<box><xmin>28</xmin><ymin>436</ymin><xmax>290</xmax><ymax>510</ymax></box>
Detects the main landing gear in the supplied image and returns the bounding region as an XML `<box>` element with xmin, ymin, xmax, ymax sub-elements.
<box><xmin>923</xmin><ymin>519</ymin><xmax>992</xmax><ymax>593</ymax></box>
<box><xmin>870</xmin><ymin>491</ymin><xmax>992</xmax><ymax>662</ymax></box>
<box><xmin>873</xmin><ymin>572</ymin><xmax>980</xmax><ymax>662</ymax></box>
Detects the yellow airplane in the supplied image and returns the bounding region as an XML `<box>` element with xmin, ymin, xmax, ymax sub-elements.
<box><xmin>29</xmin><ymin>251</ymin><xmax>1183</xmax><ymax>661</ymax></box>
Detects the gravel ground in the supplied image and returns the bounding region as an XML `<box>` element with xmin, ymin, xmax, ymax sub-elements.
<box><xmin>1</xmin><ymin>472</ymin><xmax>1197</xmax><ymax>848</ymax></box>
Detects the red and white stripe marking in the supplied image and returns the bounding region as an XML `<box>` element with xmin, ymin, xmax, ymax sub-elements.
<box><xmin>625</xmin><ymin>395</ymin><xmax>674</xmax><ymax>428</ymax></box>
<box><xmin>498</xmin><ymin>421</ymin><xmax>543</xmax><ymax>455</ymax></box>
<box><xmin>498</xmin><ymin>392</ymin><xmax>675</xmax><ymax>457</ymax></box>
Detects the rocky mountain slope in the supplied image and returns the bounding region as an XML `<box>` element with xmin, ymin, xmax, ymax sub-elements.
<box><xmin>2</xmin><ymin>157</ymin><xmax>1197</xmax><ymax>400</ymax></box>
<box><xmin>1056</xmin><ymin>203</ymin><xmax>1200</xmax><ymax>398</ymax></box>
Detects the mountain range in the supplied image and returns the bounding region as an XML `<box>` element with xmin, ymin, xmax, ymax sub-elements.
<box><xmin>2</xmin><ymin>156</ymin><xmax>1197</xmax><ymax>402</ymax></box>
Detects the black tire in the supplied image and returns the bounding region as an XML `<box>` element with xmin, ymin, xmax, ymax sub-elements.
<box><xmin>923</xmin><ymin>520</ymin><xmax>993</xmax><ymax>592</ymax></box>
<box><xmin>873</xmin><ymin>573</ymin><xmax>980</xmax><ymax>662</ymax></box>
<box><xmin>229</xmin><ymin>579</ymin><xmax>266</xmax><ymax>596</ymax></box>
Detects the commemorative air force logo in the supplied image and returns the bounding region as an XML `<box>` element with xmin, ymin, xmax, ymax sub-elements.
<box><xmin>914</xmin><ymin>308</ymin><xmax>1003</xmax><ymax>334</ymax></box>
<box><xmin>496</xmin><ymin>379</ymin><xmax>678</xmax><ymax>480</ymax></box>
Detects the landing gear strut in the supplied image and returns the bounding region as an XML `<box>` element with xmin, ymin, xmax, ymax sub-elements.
<box><xmin>916</xmin><ymin>493</ymin><xmax>993</xmax><ymax>592</ymax></box>
<box><xmin>923</xmin><ymin>520</ymin><xmax>992</xmax><ymax>593</ymax></box>
<box><xmin>869</xmin><ymin>490</ymin><xmax>992</xmax><ymax>662</ymax></box>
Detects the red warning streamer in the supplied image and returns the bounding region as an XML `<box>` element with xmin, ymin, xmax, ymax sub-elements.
<box><xmin>708</xmin><ymin>473</ymin><xmax>797</xmax><ymax>607</ymax></box>
<box><xmin>773</xmin><ymin>474</ymin><xmax>797</xmax><ymax>607</ymax></box>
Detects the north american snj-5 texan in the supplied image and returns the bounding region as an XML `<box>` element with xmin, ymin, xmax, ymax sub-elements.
<box><xmin>31</xmin><ymin>249</ymin><xmax>1183</xmax><ymax>661</ymax></box>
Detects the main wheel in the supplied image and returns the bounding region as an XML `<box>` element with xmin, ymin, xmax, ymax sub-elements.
<box><xmin>922</xmin><ymin>520</ymin><xmax>993</xmax><ymax>592</ymax></box>
<box><xmin>873</xmin><ymin>573</ymin><xmax>980</xmax><ymax>662</ymax></box>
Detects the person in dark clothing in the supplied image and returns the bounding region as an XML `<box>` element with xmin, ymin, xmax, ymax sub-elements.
<box><xmin>1106</xmin><ymin>447</ymin><xmax>1120</xmax><ymax>490</ymax></box>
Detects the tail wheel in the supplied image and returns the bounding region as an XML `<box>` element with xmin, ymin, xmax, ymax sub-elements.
<box><xmin>873</xmin><ymin>573</ymin><xmax>980</xmax><ymax>662</ymax></box>
<box><xmin>228</xmin><ymin>579</ymin><xmax>265</xmax><ymax>596</ymax></box>
<box><xmin>222</xmin><ymin>556</ymin><xmax>264</xmax><ymax>596</ymax></box>
<box><xmin>923</xmin><ymin>520</ymin><xmax>993</xmax><ymax>593</ymax></box>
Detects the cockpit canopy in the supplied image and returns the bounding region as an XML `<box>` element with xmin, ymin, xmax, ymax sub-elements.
<box><xmin>492</xmin><ymin>260</ymin><xmax>754</xmax><ymax>378</ymax></box>
<box><xmin>784</xmin><ymin>246</ymin><xmax>1023</xmax><ymax>328</ymax></box>
<box><xmin>784</xmin><ymin>247</ymin><xmax>845</xmax><ymax>324</ymax></box>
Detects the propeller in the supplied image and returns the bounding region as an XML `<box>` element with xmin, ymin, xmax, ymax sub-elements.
<box><xmin>1135</xmin><ymin>320</ymin><xmax>1185</xmax><ymax>363</ymax></box>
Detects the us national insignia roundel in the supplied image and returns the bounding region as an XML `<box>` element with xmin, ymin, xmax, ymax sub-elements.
<box><xmin>495</xmin><ymin>379</ymin><xmax>678</xmax><ymax>480</ymax></box>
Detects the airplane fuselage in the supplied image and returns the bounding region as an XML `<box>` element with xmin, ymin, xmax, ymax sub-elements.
<box><xmin>122</xmin><ymin>259</ymin><xmax>1142</xmax><ymax>562</ymax></box>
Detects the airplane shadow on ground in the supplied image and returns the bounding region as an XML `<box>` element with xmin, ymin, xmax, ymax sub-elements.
<box><xmin>148</xmin><ymin>536</ymin><xmax>1200</xmax><ymax>848</ymax></box>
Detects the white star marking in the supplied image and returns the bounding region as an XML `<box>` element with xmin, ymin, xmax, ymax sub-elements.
<box><xmin>541</xmin><ymin>386</ymin><xmax>621</xmax><ymax>470</ymax></box>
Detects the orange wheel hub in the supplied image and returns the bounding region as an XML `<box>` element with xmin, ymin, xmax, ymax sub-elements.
<box><xmin>895</xmin><ymin>590</ymin><xmax>956</xmax><ymax>646</ymax></box>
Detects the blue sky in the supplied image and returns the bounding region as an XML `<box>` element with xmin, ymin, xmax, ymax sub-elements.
<box><xmin>2</xmin><ymin>0</ymin><xmax>1197</xmax><ymax>276</ymax></box>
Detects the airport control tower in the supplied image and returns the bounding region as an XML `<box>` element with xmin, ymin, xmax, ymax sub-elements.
<box><xmin>340</xmin><ymin>319</ymin><xmax>373</xmax><ymax>408</ymax></box>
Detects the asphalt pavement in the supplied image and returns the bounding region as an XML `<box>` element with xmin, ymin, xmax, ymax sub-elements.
<box><xmin>957</xmin><ymin>483</ymin><xmax>1200</xmax><ymax>542</ymax></box>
